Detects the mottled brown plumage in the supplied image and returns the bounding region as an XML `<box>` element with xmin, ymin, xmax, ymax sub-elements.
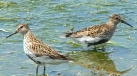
<box><xmin>24</xmin><ymin>30</ymin><xmax>71</xmax><ymax>60</ymax></box>
<box><xmin>65</xmin><ymin>24</ymin><xmax>112</xmax><ymax>38</ymax></box>
<box><xmin>6</xmin><ymin>24</ymin><xmax>73</xmax><ymax>75</ymax></box>
<box><xmin>61</xmin><ymin>14</ymin><xmax>132</xmax><ymax>50</ymax></box>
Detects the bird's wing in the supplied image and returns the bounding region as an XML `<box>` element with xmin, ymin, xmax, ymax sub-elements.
<box><xmin>28</xmin><ymin>41</ymin><xmax>72</xmax><ymax>60</ymax></box>
<box><xmin>66</xmin><ymin>24</ymin><xmax>108</xmax><ymax>38</ymax></box>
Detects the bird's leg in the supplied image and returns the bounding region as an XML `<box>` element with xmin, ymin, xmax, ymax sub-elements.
<box><xmin>93</xmin><ymin>41</ymin><xmax>96</xmax><ymax>48</ymax></box>
<box><xmin>93</xmin><ymin>45</ymin><xmax>97</xmax><ymax>51</ymax></box>
<box><xmin>93</xmin><ymin>41</ymin><xmax>97</xmax><ymax>51</ymax></box>
<box><xmin>82</xmin><ymin>44</ymin><xmax>87</xmax><ymax>51</ymax></box>
<box><xmin>36</xmin><ymin>64</ymin><xmax>40</xmax><ymax>75</ymax></box>
<box><xmin>43</xmin><ymin>66</ymin><xmax>46</xmax><ymax>76</ymax></box>
<box><xmin>82</xmin><ymin>41</ymin><xmax>90</xmax><ymax>51</ymax></box>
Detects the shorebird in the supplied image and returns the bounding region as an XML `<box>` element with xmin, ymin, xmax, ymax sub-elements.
<box><xmin>60</xmin><ymin>14</ymin><xmax>133</xmax><ymax>50</ymax></box>
<box><xmin>6</xmin><ymin>24</ymin><xmax>73</xmax><ymax>75</ymax></box>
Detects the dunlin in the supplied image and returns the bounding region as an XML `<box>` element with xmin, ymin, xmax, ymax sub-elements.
<box><xmin>60</xmin><ymin>14</ymin><xmax>133</xmax><ymax>50</ymax></box>
<box><xmin>6</xmin><ymin>24</ymin><xmax>73</xmax><ymax>75</ymax></box>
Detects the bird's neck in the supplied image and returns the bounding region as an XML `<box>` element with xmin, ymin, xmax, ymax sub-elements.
<box><xmin>106</xmin><ymin>21</ymin><xmax>117</xmax><ymax>26</ymax></box>
<box><xmin>23</xmin><ymin>30</ymin><xmax>41</xmax><ymax>44</ymax></box>
<box><xmin>106</xmin><ymin>21</ymin><xmax>118</xmax><ymax>30</ymax></box>
<box><xmin>23</xmin><ymin>30</ymin><xmax>36</xmax><ymax>41</ymax></box>
<box><xmin>103</xmin><ymin>21</ymin><xmax>118</xmax><ymax>39</ymax></box>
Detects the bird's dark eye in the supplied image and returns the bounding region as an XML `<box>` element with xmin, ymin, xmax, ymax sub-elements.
<box><xmin>20</xmin><ymin>26</ymin><xmax>23</xmax><ymax>28</ymax></box>
<box><xmin>115</xmin><ymin>17</ymin><xmax>119</xmax><ymax>20</ymax></box>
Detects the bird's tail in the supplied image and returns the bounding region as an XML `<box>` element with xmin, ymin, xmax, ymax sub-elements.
<box><xmin>60</xmin><ymin>33</ymin><xmax>72</xmax><ymax>38</ymax></box>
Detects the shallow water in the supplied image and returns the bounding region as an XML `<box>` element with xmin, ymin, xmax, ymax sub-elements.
<box><xmin>0</xmin><ymin>0</ymin><xmax>137</xmax><ymax>76</ymax></box>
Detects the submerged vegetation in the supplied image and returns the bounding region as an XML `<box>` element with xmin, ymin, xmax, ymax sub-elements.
<box><xmin>0</xmin><ymin>1</ymin><xmax>17</xmax><ymax>8</ymax></box>
<box><xmin>0</xmin><ymin>0</ymin><xmax>136</xmax><ymax>76</ymax></box>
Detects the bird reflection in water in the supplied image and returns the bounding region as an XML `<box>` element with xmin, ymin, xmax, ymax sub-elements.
<box><xmin>67</xmin><ymin>48</ymin><xmax>132</xmax><ymax>76</ymax></box>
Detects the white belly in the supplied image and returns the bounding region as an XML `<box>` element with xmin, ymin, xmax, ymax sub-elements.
<box><xmin>71</xmin><ymin>36</ymin><xmax>102</xmax><ymax>50</ymax></box>
<box><xmin>72</xmin><ymin>36</ymin><xmax>101</xmax><ymax>44</ymax></box>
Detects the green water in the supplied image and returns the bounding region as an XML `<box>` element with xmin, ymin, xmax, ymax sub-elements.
<box><xmin>0</xmin><ymin>0</ymin><xmax>137</xmax><ymax>76</ymax></box>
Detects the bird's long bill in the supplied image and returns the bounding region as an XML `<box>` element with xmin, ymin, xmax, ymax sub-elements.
<box><xmin>6</xmin><ymin>31</ymin><xmax>17</xmax><ymax>39</ymax></box>
<box><xmin>121</xmin><ymin>20</ymin><xmax>133</xmax><ymax>27</ymax></box>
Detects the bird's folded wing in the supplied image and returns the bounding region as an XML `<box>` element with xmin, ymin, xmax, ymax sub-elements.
<box><xmin>29</xmin><ymin>42</ymin><xmax>72</xmax><ymax>60</ymax></box>
<box><xmin>65</xmin><ymin>24</ymin><xmax>107</xmax><ymax>38</ymax></box>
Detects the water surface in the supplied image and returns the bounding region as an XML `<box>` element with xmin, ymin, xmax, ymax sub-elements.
<box><xmin>0</xmin><ymin>0</ymin><xmax>137</xmax><ymax>76</ymax></box>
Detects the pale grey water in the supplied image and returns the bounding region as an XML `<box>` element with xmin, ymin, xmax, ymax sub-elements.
<box><xmin>0</xmin><ymin>0</ymin><xmax>137</xmax><ymax>76</ymax></box>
